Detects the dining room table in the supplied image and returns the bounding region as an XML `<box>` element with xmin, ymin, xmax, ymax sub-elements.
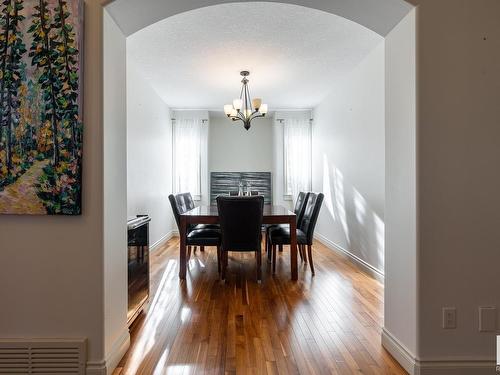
<box><xmin>178</xmin><ymin>204</ymin><xmax>298</xmax><ymax>280</ymax></box>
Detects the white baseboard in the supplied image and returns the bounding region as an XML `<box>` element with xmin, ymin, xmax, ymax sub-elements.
<box><xmin>105</xmin><ymin>329</ymin><xmax>130</xmax><ymax>375</ymax></box>
<box><xmin>86</xmin><ymin>328</ymin><xmax>130</xmax><ymax>375</ymax></box>
<box><xmin>314</xmin><ymin>232</ymin><xmax>384</xmax><ymax>281</ymax></box>
<box><xmin>382</xmin><ymin>328</ymin><xmax>496</xmax><ymax>375</ymax></box>
<box><xmin>150</xmin><ymin>229</ymin><xmax>177</xmax><ymax>251</ymax></box>
<box><xmin>86</xmin><ymin>362</ymin><xmax>106</xmax><ymax>375</ymax></box>
<box><xmin>382</xmin><ymin>328</ymin><xmax>417</xmax><ymax>374</ymax></box>
<box><xmin>416</xmin><ymin>360</ymin><xmax>495</xmax><ymax>375</ymax></box>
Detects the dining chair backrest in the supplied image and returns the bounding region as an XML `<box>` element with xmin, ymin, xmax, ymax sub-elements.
<box><xmin>294</xmin><ymin>192</ymin><xmax>310</xmax><ymax>226</ymax></box>
<box><xmin>174</xmin><ymin>194</ymin><xmax>187</xmax><ymax>214</ymax></box>
<box><xmin>298</xmin><ymin>192</ymin><xmax>324</xmax><ymax>245</ymax></box>
<box><xmin>185</xmin><ymin>193</ymin><xmax>196</xmax><ymax>210</ymax></box>
<box><xmin>168</xmin><ymin>194</ymin><xmax>182</xmax><ymax>231</ymax></box>
<box><xmin>175</xmin><ymin>192</ymin><xmax>195</xmax><ymax>213</ymax></box>
<box><xmin>229</xmin><ymin>191</ymin><xmax>239</xmax><ymax>196</ymax></box>
<box><xmin>250</xmin><ymin>191</ymin><xmax>259</xmax><ymax>196</ymax></box>
<box><xmin>217</xmin><ymin>196</ymin><xmax>264</xmax><ymax>252</ymax></box>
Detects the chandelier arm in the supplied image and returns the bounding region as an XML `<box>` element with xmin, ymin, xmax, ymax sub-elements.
<box><xmin>243</xmin><ymin>82</ymin><xmax>252</xmax><ymax>118</ymax></box>
<box><xmin>240</xmin><ymin>79</ymin><xmax>248</xmax><ymax>117</ymax></box>
<box><xmin>234</xmin><ymin>113</ymin><xmax>245</xmax><ymax>122</ymax></box>
<box><xmin>249</xmin><ymin>112</ymin><xmax>265</xmax><ymax>121</ymax></box>
<box><xmin>241</xmin><ymin>86</ymin><xmax>246</xmax><ymax>116</ymax></box>
<box><xmin>239</xmin><ymin>83</ymin><xmax>244</xmax><ymax>102</ymax></box>
<box><xmin>246</xmin><ymin>81</ymin><xmax>253</xmax><ymax>112</ymax></box>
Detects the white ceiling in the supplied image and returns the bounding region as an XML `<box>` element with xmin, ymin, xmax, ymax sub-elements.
<box><xmin>127</xmin><ymin>2</ymin><xmax>383</xmax><ymax>110</ymax></box>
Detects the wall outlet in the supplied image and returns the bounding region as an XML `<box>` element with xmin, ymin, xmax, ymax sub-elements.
<box><xmin>479</xmin><ymin>306</ymin><xmax>497</xmax><ymax>332</ymax></box>
<box><xmin>442</xmin><ymin>307</ymin><xmax>457</xmax><ymax>329</ymax></box>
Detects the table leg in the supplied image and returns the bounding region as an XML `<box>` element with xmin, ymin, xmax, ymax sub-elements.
<box><xmin>267</xmin><ymin>229</ymin><xmax>272</xmax><ymax>262</ymax></box>
<box><xmin>179</xmin><ymin>216</ymin><xmax>187</xmax><ymax>279</ymax></box>
<box><xmin>290</xmin><ymin>217</ymin><xmax>297</xmax><ymax>281</ymax></box>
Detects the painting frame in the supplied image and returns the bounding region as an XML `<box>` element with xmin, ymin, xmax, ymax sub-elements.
<box><xmin>0</xmin><ymin>0</ymin><xmax>84</xmax><ymax>215</ymax></box>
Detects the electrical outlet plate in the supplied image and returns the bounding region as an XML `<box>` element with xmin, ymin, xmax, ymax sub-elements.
<box><xmin>442</xmin><ymin>307</ymin><xmax>457</xmax><ymax>329</ymax></box>
<box><xmin>479</xmin><ymin>306</ymin><xmax>496</xmax><ymax>332</ymax></box>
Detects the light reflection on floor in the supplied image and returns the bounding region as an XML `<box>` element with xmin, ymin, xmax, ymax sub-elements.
<box><xmin>115</xmin><ymin>239</ymin><xmax>404</xmax><ymax>375</ymax></box>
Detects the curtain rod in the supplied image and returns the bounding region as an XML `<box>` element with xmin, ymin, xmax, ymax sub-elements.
<box><xmin>171</xmin><ymin>118</ymin><xmax>209</xmax><ymax>123</ymax></box>
<box><xmin>275</xmin><ymin>118</ymin><xmax>314</xmax><ymax>123</ymax></box>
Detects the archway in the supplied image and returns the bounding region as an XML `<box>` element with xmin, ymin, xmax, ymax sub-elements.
<box><xmin>105</xmin><ymin>0</ymin><xmax>413</xmax><ymax>37</ymax></box>
<box><xmin>100</xmin><ymin>0</ymin><xmax>417</xmax><ymax>373</ymax></box>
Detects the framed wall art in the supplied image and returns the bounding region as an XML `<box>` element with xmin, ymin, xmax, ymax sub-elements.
<box><xmin>0</xmin><ymin>0</ymin><xmax>83</xmax><ymax>215</ymax></box>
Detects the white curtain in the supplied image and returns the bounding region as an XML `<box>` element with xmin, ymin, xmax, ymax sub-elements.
<box><xmin>173</xmin><ymin>118</ymin><xmax>202</xmax><ymax>195</ymax></box>
<box><xmin>284</xmin><ymin>117</ymin><xmax>312</xmax><ymax>200</ymax></box>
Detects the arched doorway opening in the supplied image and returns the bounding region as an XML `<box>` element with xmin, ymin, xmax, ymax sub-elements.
<box><xmin>99</xmin><ymin>1</ymin><xmax>417</xmax><ymax>373</ymax></box>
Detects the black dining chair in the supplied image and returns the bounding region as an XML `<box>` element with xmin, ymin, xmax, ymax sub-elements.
<box><xmin>168</xmin><ymin>194</ymin><xmax>221</xmax><ymax>268</ymax></box>
<box><xmin>250</xmin><ymin>191</ymin><xmax>259</xmax><ymax>196</ymax></box>
<box><xmin>268</xmin><ymin>192</ymin><xmax>324</xmax><ymax>275</ymax></box>
<box><xmin>174</xmin><ymin>192</ymin><xmax>219</xmax><ymax>252</ymax></box>
<box><xmin>217</xmin><ymin>195</ymin><xmax>264</xmax><ymax>282</ymax></box>
<box><xmin>229</xmin><ymin>191</ymin><xmax>239</xmax><ymax>196</ymax></box>
<box><xmin>266</xmin><ymin>192</ymin><xmax>309</xmax><ymax>256</ymax></box>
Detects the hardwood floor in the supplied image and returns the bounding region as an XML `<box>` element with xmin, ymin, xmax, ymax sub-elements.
<box><xmin>114</xmin><ymin>237</ymin><xmax>406</xmax><ymax>375</ymax></box>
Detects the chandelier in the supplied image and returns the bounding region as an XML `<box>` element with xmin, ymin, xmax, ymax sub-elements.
<box><xmin>224</xmin><ymin>71</ymin><xmax>268</xmax><ymax>130</ymax></box>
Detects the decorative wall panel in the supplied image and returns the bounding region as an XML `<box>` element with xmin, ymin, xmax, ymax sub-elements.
<box><xmin>210</xmin><ymin>172</ymin><xmax>272</xmax><ymax>205</ymax></box>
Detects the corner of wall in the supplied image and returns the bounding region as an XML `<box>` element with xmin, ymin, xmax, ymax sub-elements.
<box><xmin>384</xmin><ymin>6</ymin><xmax>417</xmax><ymax>360</ymax></box>
<box><xmin>103</xmin><ymin>8</ymin><xmax>129</xmax><ymax>370</ymax></box>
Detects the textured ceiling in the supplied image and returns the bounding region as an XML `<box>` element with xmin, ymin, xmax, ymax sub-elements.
<box><xmin>127</xmin><ymin>2</ymin><xmax>383</xmax><ymax>109</ymax></box>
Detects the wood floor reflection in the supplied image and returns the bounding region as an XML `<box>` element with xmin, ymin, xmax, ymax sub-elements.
<box><xmin>114</xmin><ymin>237</ymin><xmax>406</xmax><ymax>375</ymax></box>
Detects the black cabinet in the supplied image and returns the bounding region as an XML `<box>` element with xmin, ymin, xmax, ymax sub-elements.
<box><xmin>127</xmin><ymin>215</ymin><xmax>151</xmax><ymax>326</ymax></box>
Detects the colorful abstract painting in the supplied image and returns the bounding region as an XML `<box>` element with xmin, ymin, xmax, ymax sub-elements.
<box><xmin>0</xmin><ymin>0</ymin><xmax>82</xmax><ymax>215</ymax></box>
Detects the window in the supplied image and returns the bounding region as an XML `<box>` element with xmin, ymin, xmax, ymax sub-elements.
<box><xmin>172</xmin><ymin>118</ymin><xmax>202</xmax><ymax>196</ymax></box>
<box><xmin>283</xmin><ymin>117</ymin><xmax>312</xmax><ymax>198</ymax></box>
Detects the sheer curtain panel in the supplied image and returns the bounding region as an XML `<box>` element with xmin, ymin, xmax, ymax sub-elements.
<box><xmin>284</xmin><ymin>117</ymin><xmax>312</xmax><ymax>200</ymax></box>
<box><xmin>173</xmin><ymin>118</ymin><xmax>202</xmax><ymax>196</ymax></box>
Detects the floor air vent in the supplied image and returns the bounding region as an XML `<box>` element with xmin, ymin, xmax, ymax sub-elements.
<box><xmin>0</xmin><ymin>339</ymin><xmax>86</xmax><ymax>374</ymax></box>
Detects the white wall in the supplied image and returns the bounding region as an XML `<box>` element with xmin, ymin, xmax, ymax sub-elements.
<box><xmin>312</xmin><ymin>42</ymin><xmax>386</xmax><ymax>274</ymax></box>
<box><xmin>382</xmin><ymin>9</ymin><xmax>417</xmax><ymax>372</ymax></box>
<box><xmin>103</xmin><ymin>10</ymin><xmax>130</xmax><ymax>373</ymax></box>
<box><xmin>208</xmin><ymin>112</ymin><xmax>273</xmax><ymax>173</ymax></box>
<box><xmin>127</xmin><ymin>60</ymin><xmax>174</xmax><ymax>246</ymax></box>
<box><xmin>410</xmin><ymin>1</ymin><xmax>500</xmax><ymax>373</ymax></box>
<box><xmin>0</xmin><ymin>0</ymin><xmax>106</xmax><ymax>367</ymax></box>
<box><xmin>208</xmin><ymin>112</ymin><xmax>274</xmax><ymax>203</ymax></box>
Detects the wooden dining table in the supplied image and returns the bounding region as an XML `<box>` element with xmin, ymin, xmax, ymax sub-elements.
<box><xmin>179</xmin><ymin>205</ymin><xmax>298</xmax><ymax>281</ymax></box>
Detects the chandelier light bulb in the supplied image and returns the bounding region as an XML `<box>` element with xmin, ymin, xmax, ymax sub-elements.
<box><xmin>224</xmin><ymin>104</ymin><xmax>233</xmax><ymax>116</ymax></box>
<box><xmin>260</xmin><ymin>104</ymin><xmax>268</xmax><ymax>115</ymax></box>
<box><xmin>233</xmin><ymin>99</ymin><xmax>243</xmax><ymax>111</ymax></box>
